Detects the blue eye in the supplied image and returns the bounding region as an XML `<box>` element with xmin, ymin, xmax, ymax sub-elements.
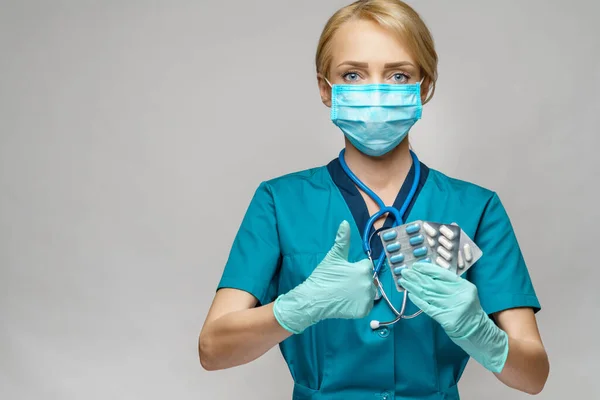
<box><xmin>343</xmin><ymin>72</ymin><xmax>361</xmax><ymax>82</ymax></box>
<box><xmin>391</xmin><ymin>73</ymin><xmax>410</xmax><ymax>84</ymax></box>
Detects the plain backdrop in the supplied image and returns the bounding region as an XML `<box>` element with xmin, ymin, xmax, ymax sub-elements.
<box><xmin>1</xmin><ymin>0</ymin><xmax>599</xmax><ymax>399</ymax></box>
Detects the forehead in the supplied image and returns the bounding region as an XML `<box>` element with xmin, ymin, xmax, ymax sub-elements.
<box><xmin>330</xmin><ymin>18</ymin><xmax>415</xmax><ymax>65</ymax></box>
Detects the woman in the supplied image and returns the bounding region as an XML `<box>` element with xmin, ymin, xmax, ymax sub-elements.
<box><xmin>199</xmin><ymin>1</ymin><xmax>549</xmax><ymax>398</ymax></box>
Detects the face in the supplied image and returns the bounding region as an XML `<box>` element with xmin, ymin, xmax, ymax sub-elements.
<box><xmin>319</xmin><ymin>18</ymin><xmax>422</xmax><ymax>107</ymax></box>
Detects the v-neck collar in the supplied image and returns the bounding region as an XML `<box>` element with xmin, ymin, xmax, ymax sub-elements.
<box><xmin>326</xmin><ymin>155</ymin><xmax>430</xmax><ymax>260</ymax></box>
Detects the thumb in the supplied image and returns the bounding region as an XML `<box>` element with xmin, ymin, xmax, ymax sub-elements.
<box><xmin>327</xmin><ymin>220</ymin><xmax>351</xmax><ymax>261</ymax></box>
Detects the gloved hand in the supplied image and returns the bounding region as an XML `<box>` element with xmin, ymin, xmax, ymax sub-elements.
<box><xmin>399</xmin><ymin>262</ymin><xmax>509</xmax><ymax>373</ymax></box>
<box><xmin>273</xmin><ymin>220</ymin><xmax>377</xmax><ymax>334</ymax></box>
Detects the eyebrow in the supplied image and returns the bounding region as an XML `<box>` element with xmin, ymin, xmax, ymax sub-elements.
<box><xmin>337</xmin><ymin>61</ymin><xmax>416</xmax><ymax>68</ymax></box>
<box><xmin>337</xmin><ymin>61</ymin><xmax>369</xmax><ymax>68</ymax></box>
<box><xmin>383</xmin><ymin>61</ymin><xmax>416</xmax><ymax>69</ymax></box>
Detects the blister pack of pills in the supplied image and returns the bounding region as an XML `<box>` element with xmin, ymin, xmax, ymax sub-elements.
<box><xmin>379</xmin><ymin>220</ymin><xmax>483</xmax><ymax>292</ymax></box>
<box><xmin>450</xmin><ymin>222</ymin><xmax>483</xmax><ymax>273</ymax></box>
<box><xmin>421</xmin><ymin>222</ymin><xmax>461</xmax><ymax>273</ymax></box>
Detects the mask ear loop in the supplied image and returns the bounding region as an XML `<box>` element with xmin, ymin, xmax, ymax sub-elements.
<box><xmin>318</xmin><ymin>73</ymin><xmax>333</xmax><ymax>89</ymax></box>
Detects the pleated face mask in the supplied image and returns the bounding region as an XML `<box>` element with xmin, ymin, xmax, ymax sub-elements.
<box><xmin>327</xmin><ymin>80</ymin><xmax>423</xmax><ymax>157</ymax></box>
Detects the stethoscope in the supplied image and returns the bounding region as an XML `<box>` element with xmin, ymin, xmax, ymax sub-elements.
<box><xmin>338</xmin><ymin>149</ymin><xmax>424</xmax><ymax>329</ymax></box>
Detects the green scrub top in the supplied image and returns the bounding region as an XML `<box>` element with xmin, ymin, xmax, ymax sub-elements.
<box><xmin>217</xmin><ymin>157</ymin><xmax>540</xmax><ymax>400</ymax></box>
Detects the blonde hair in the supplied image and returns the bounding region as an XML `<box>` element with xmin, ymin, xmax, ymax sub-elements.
<box><xmin>316</xmin><ymin>0</ymin><xmax>438</xmax><ymax>104</ymax></box>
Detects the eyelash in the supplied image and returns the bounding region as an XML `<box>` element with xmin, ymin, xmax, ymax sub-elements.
<box><xmin>341</xmin><ymin>71</ymin><xmax>412</xmax><ymax>83</ymax></box>
<box><xmin>391</xmin><ymin>72</ymin><xmax>411</xmax><ymax>82</ymax></box>
<box><xmin>342</xmin><ymin>71</ymin><xmax>363</xmax><ymax>82</ymax></box>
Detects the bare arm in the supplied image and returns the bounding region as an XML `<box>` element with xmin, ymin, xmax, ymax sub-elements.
<box><xmin>493</xmin><ymin>308</ymin><xmax>549</xmax><ymax>394</ymax></box>
<box><xmin>198</xmin><ymin>288</ymin><xmax>292</xmax><ymax>371</ymax></box>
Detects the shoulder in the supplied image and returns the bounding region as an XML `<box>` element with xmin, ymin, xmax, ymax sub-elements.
<box><xmin>260</xmin><ymin>165</ymin><xmax>331</xmax><ymax>193</ymax></box>
<box><xmin>247</xmin><ymin>166</ymin><xmax>333</xmax><ymax>216</ymax></box>
<box><xmin>427</xmin><ymin>167</ymin><xmax>497</xmax><ymax>205</ymax></box>
<box><xmin>425</xmin><ymin>168</ymin><xmax>512</xmax><ymax>241</ymax></box>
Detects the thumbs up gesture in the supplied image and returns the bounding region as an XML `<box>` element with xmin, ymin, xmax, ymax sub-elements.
<box><xmin>273</xmin><ymin>221</ymin><xmax>377</xmax><ymax>334</ymax></box>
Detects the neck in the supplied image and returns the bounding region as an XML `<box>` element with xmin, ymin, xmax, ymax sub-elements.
<box><xmin>342</xmin><ymin>139</ymin><xmax>413</xmax><ymax>193</ymax></box>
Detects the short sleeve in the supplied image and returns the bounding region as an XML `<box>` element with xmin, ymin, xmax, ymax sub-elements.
<box><xmin>217</xmin><ymin>182</ymin><xmax>281</xmax><ymax>305</ymax></box>
<box><xmin>469</xmin><ymin>193</ymin><xmax>541</xmax><ymax>315</ymax></box>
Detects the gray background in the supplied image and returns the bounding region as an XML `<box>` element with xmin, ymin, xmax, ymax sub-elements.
<box><xmin>1</xmin><ymin>0</ymin><xmax>598</xmax><ymax>399</ymax></box>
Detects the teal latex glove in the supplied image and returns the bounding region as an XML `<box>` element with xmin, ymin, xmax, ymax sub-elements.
<box><xmin>399</xmin><ymin>262</ymin><xmax>509</xmax><ymax>373</ymax></box>
<box><xmin>273</xmin><ymin>221</ymin><xmax>376</xmax><ymax>334</ymax></box>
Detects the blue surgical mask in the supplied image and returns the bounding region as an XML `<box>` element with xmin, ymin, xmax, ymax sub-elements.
<box><xmin>326</xmin><ymin>79</ymin><xmax>423</xmax><ymax>157</ymax></box>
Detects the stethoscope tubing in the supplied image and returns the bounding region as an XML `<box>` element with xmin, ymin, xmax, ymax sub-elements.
<box><xmin>338</xmin><ymin>148</ymin><xmax>424</xmax><ymax>325</ymax></box>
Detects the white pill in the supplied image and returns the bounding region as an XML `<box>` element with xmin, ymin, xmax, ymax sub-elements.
<box><xmin>435</xmin><ymin>256</ymin><xmax>451</xmax><ymax>269</ymax></box>
<box><xmin>422</xmin><ymin>222</ymin><xmax>438</xmax><ymax>237</ymax></box>
<box><xmin>439</xmin><ymin>225</ymin><xmax>456</xmax><ymax>240</ymax></box>
<box><xmin>463</xmin><ymin>244</ymin><xmax>473</xmax><ymax>262</ymax></box>
<box><xmin>458</xmin><ymin>251</ymin><xmax>465</xmax><ymax>269</ymax></box>
<box><xmin>438</xmin><ymin>235</ymin><xmax>454</xmax><ymax>251</ymax></box>
<box><xmin>437</xmin><ymin>246</ymin><xmax>453</xmax><ymax>261</ymax></box>
<box><xmin>427</xmin><ymin>236</ymin><xmax>436</xmax><ymax>247</ymax></box>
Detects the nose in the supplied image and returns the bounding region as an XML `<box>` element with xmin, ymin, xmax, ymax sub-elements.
<box><xmin>365</xmin><ymin>76</ymin><xmax>384</xmax><ymax>85</ymax></box>
<box><xmin>364</xmin><ymin>70</ymin><xmax>385</xmax><ymax>85</ymax></box>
